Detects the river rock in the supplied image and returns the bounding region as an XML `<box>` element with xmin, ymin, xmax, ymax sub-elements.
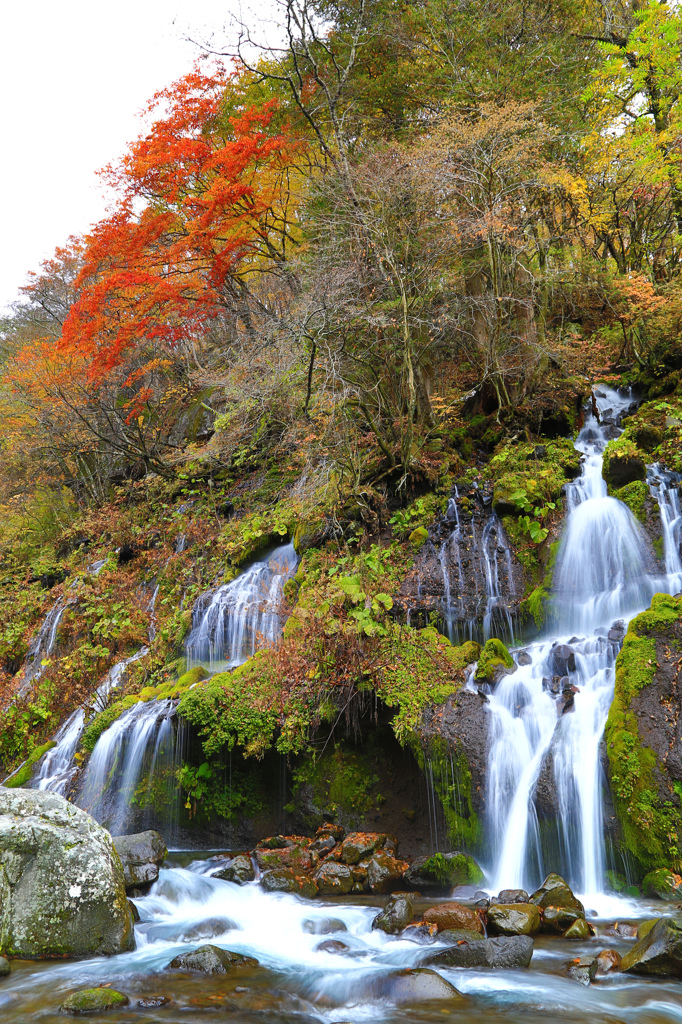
<box><xmin>182</xmin><ymin>916</ymin><xmax>237</xmax><ymax>940</ymax></box>
<box><xmin>621</xmin><ymin>916</ymin><xmax>682</xmax><ymax>977</ymax></box>
<box><xmin>637</xmin><ymin>919</ymin><xmax>659</xmax><ymax>941</ymax></box>
<box><xmin>642</xmin><ymin>868</ymin><xmax>682</xmax><ymax>900</ymax></box>
<box><xmin>367</xmin><ymin>852</ymin><xmax>409</xmax><ymax>893</ymax></box>
<box><xmin>381</xmin><ymin>968</ymin><xmax>463</xmax><ymax>1003</ymax></box>
<box><xmin>603</xmin><ymin>451</ymin><xmax>646</xmax><ymax>487</ymax></box>
<box><xmin>563</xmin><ymin>917</ymin><xmax>591</xmax><ymax>940</ymax></box>
<box><xmin>487</xmin><ymin>903</ymin><xmax>540</xmax><ymax>936</ymax></box>
<box><xmin>0</xmin><ymin>788</ymin><xmax>134</xmax><ymax>958</ymax></box>
<box><xmin>405</xmin><ymin>852</ymin><xmax>483</xmax><ymax>893</ymax></box>
<box><xmin>595</xmin><ymin>949</ymin><xmax>622</xmax><ymax>974</ymax></box>
<box><xmin>549</xmin><ymin>645</ymin><xmax>576</xmax><ymax>676</ymax></box>
<box><xmin>425</xmin><ymin>935</ymin><xmax>534</xmax><ymax>969</ymax></box>
<box><xmin>314</xmin><ymin>862</ymin><xmax>354</xmax><ymax>895</ymax></box>
<box><xmin>566</xmin><ymin>957</ymin><xmax>597</xmax><ymax>986</ymax></box>
<box><xmin>530</xmin><ymin>873</ymin><xmax>584</xmax><ymax>913</ymax></box>
<box><xmin>61</xmin><ymin>988</ymin><xmax>130</xmax><ymax>1014</ymax></box>
<box><xmin>254</xmin><ymin>836</ymin><xmax>313</xmax><ymax>873</ymax></box>
<box><xmin>112</xmin><ymin>830</ymin><xmax>167</xmax><ymax>889</ymax></box>
<box><xmin>0</xmin><ymin>957</ymin><xmax>9</xmax><ymax>977</ymax></box>
<box><xmin>302</xmin><ymin>918</ymin><xmax>347</xmax><ymax>935</ymax></box>
<box><xmin>315</xmin><ymin>939</ymin><xmax>350</xmax><ymax>954</ymax></box>
<box><xmin>372</xmin><ymin>893</ymin><xmax>414</xmax><ymax>933</ymax></box>
<box><xmin>541</xmin><ymin>905</ymin><xmax>584</xmax><ymax>933</ymax></box>
<box><xmin>402</xmin><ymin>921</ymin><xmax>439</xmax><ymax>943</ymax></box>
<box><xmin>260</xmin><ymin>869</ymin><xmax>318</xmax><ymax>898</ymax></box>
<box><xmin>438</xmin><ymin>928</ymin><xmax>485</xmax><ymax>942</ymax></box>
<box><xmin>491</xmin><ymin>888</ymin><xmax>530</xmax><ymax>904</ymax></box>
<box><xmin>213</xmin><ymin>855</ymin><xmax>255</xmax><ymax>884</ymax></box>
<box><xmin>166</xmin><ymin>944</ymin><xmax>259</xmax><ymax>973</ymax></box>
<box><xmin>339</xmin><ymin>832</ymin><xmax>386</xmax><ymax>864</ymax></box>
<box><xmin>423</xmin><ymin>901</ymin><xmax>484</xmax><ymax>934</ymax></box>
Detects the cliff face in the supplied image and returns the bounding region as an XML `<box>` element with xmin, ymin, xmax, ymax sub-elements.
<box><xmin>605</xmin><ymin>593</ymin><xmax>682</xmax><ymax>873</ymax></box>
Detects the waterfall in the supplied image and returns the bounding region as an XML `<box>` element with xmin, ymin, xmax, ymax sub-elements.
<box><xmin>76</xmin><ymin>699</ymin><xmax>177</xmax><ymax>835</ymax></box>
<box><xmin>185</xmin><ymin>541</ymin><xmax>298</xmax><ymax>670</ymax></box>
<box><xmin>485</xmin><ymin>386</ymin><xmax>682</xmax><ymax>897</ymax></box>
<box><xmin>32</xmin><ymin>708</ymin><xmax>85</xmax><ymax>795</ymax></box>
<box><xmin>16</xmin><ymin>598</ymin><xmax>68</xmax><ymax>698</ymax></box>
<box><xmin>648</xmin><ymin>463</ymin><xmax>682</xmax><ymax>580</ymax></box>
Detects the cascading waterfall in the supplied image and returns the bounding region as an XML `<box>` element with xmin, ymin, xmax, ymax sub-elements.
<box><xmin>486</xmin><ymin>387</ymin><xmax>682</xmax><ymax>897</ymax></box>
<box><xmin>33</xmin><ymin>708</ymin><xmax>85</xmax><ymax>795</ymax></box>
<box><xmin>186</xmin><ymin>541</ymin><xmax>298</xmax><ymax>670</ymax></box>
<box><xmin>16</xmin><ymin>598</ymin><xmax>69</xmax><ymax>698</ymax></box>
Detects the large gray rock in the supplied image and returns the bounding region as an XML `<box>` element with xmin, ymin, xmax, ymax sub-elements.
<box><xmin>0</xmin><ymin>788</ymin><xmax>134</xmax><ymax>958</ymax></box>
<box><xmin>621</xmin><ymin>916</ymin><xmax>682</xmax><ymax>977</ymax></box>
<box><xmin>166</xmin><ymin>944</ymin><xmax>258</xmax><ymax>973</ymax></box>
<box><xmin>112</xmin><ymin>830</ymin><xmax>167</xmax><ymax>889</ymax></box>
<box><xmin>380</xmin><ymin>968</ymin><xmax>464</xmax><ymax>1004</ymax></box>
<box><xmin>424</xmin><ymin>935</ymin><xmax>534</xmax><ymax>969</ymax></box>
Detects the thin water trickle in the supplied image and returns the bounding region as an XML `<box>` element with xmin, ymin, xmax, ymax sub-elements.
<box><xmin>486</xmin><ymin>387</ymin><xmax>682</xmax><ymax>897</ymax></box>
<box><xmin>185</xmin><ymin>542</ymin><xmax>298</xmax><ymax>671</ymax></box>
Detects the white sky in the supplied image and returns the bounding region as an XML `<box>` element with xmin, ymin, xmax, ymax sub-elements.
<box><xmin>0</xmin><ymin>0</ymin><xmax>276</xmax><ymax>312</ymax></box>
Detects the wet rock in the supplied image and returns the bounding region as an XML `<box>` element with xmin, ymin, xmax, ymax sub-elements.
<box><xmin>405</xmin><ymin>852</ymin><xmax>483</xmax><ymax>894</ymax></box>
<box><xmin>425</xmin><ymin>935</ymin><xmax>534</xmax><ymax>969</ymax></box>
<box><xmin>603</xmin><ymin>451</ymin><xmax>646</xmax><ymax>488</ymax></box>
<box><xmin>549</xmin><ymin>645</ymin><xmax>576</xmax><ymax>676</ymax></box>
<box><xmin>381</xmin><ymin>968</ymin><xmax>463</xmax><ymax>1004</ymax></box>
<box><xmin>372</xmin><ymin>893</ymin><xmax>414</xmax><ymax>934</ymax></box>
<box><xmin>438</xmin><ymin>928</ymin><xmax>485</xmax><ymax>942</ymax></box>
<box><xmin>112</xmin><ymin>830</ymin><xmax>167</xmax><ymax>890</ymax></box>
<box><xmin>314</xmin><ymin>862</ymin><xmax>354</xmax><ymax>895</ymax></box>
<box><xmin>316</xmin><ymin>822</ymin><xmax>345</xmax><ymax>842</ymax></box>
<box><xmin>260</xmin><ymin>869</ymin><xmax>318</xmax><ymax>898</ymax></box>
<box><xmin>541</xmin><ymin>906</ymin><xmax>584</xmax><ymax>934</ymax></box>
<box><xmin>637</xmin><ymin>919</ymin><xmax>659</xmax><ymax>941</ymax></box>
<box><xmin>117</xmin><ymin>543</ymin><xmax>137</xmax><ymax>565</ymax></box>
<box><xmin>493</xmin><ymin>888</ymin><xmax>530</xmax><ymax>904</ymax></box>
<box><xmin>310</xmin><ymin>834</ymin><xmax>336</xmax><ymax>856</ymax></box>
<box><xmin>402</xmin><ymin>921</ymin><xmax>439</xmax><ymax>943</ymax></box>
<box><xmin>642</xmin><ymin>868</ymin><xmax>682</xmax><ymax>900</ymax></box>
<box><xmin>128</xmin><ymin>899</ymin><xmax>140</xmax><ymax>923</ymax></box>
<box><xmin>475</xmin><ymin>638</ymin><xmax>516</xmax><ymax>685</ymax></box>
<box><xmin>604</xmin><ymin>921</ymin><xmax>638</xmax><ymax>939</ymax></box>
<box><xmin>0</xmin><ymin>789</ymin><xmax>135</xmax><ymax>959</ymax></box>
<box><xmin>182</xmin><ymin>916</ymin><xmax>237</xmax><ymax>940</ymax></box>
<box><xmin>564</xmin><ymin>917</ymin><xmax>591</xmax><ymax>940</ymax></box>
<box><xmin>137</xmin><ymin>996</ymin><xmax>171</xmax><ymax>1008</ymax></box>
<box><xmin>595</xmin><ymin>949</ymin><xmax>622</xmax><ymax>974</ymax></box>
<box><xmin>367</xmin><ymin>852</ymin><xmax>409</xmax><ymax>893</ymax></box>
<box><xmin>339</xmin><ymin>832</ymin><xmax>386</xmax><ymax>865</ymax></box>
<box><xmin>566</xmin><ymin>957</ymin><xmax>597</xmax><ymax>986</ymax></box>
<box><xmin>517</xmin><ymin>651</ymin><xmax>532</xmax><ymax>666</ymax></box>
<box><xmin>303</xmin><ymin>918</ymin><xmax>347</xmax><ymax>935</ymax></box>
<box><xmin>61</xmin><ymin>988</ymin><xmax>130</xmax><ymax>1014</ymax></box>
<box><xmin>417</xmin><ymin>690</ymin><xmax>489</xmax><ymax>823</ymax></box>
<box><xmin>254</xmin><ymin>836</ymin><xmax>313</xmax><ymax>873</ymax></box>
<box><xmin>213</xmin><ymin>854</ymin><xmax>255</xmax><ymax>884</ymax></box>
<box><xmin>423</xmin><ymin>901</ymin><xmax>484</xmax><ymax>934</ymax></box>
<box><xmin>315</xmin><ymin>939</ymin><xmax>350</xmax><ymax>954</ymax></box>
<box><xmin>530</xmin><ymin>873</ymin><xmax>584</xmax><ymax>914</ymax></box>
<box><xmin>0</xmin><ymin>957</ymin><xmax>9</xmax><ymax>977</ymax></box>
<box><xmin>621</xmin><ymin>916</ymin><xmax>682</xmax><ymax>977</ymax></box>
<box><xmin>487</xmin><ymin>903</ymin><xmax>541</xmax><ymax>936</ymax></box>
<box><xmin>166</xmin><ymin>944</ymin><xmax>259</xmax><ymax>973</ymax></box>
<box><xmin>607</xmin><ymin>620</ymin><xmax>626</xmax><ymax>643</ymax></box>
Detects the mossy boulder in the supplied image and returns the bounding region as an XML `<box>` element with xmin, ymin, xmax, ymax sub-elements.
<box><xmin>530</xmin><ymin>874</ymin><xmax>584</xmax><ymax>914</ymax></box>
<box><xmin>642</xmin><ymin>869</ymin><xmax>682</xmax><ymax>900</ymax></box>
<box><xmin>408</xmin><ymin>526</ymin><xmax>429</xmax><ymax>550</ymax></box>
<box><xmin>372</xmin><ymin>893</ymin><xmax>415</xmax><ymax>934</ymax></box>
<box><xmin>260</xmin><ymin>869</ymin><xmax>318</xmax><ymax>898</ymax></box>
<box><xmin>621</xmin><ymin>916</ymin><xmax>682</xmax><ymax>977</ymax></box>
<box><xmin>61</xmin><ymin>988</ymin><xmax>129</xmax><ymax>1015</ymax></box>
<box><xmin>487</xmin><ymin>904</ymin><xmax>540</xmax><ymax>936</ymax></box>
<box><xmin>405</xmin><ymin>852</ymin><xmax>483</xmax><ymax>893</ymax></box>
<box><xmin>475</xmin><ymin>638</ymin><xmax>515</xmax><ymax>685</ymax></box>
<box><xmin>602</xmin><ymin>437</ymin><xmax>646</xmax><ymax>488</ymax></box>
<box><xmin>4</xmin><ymin>741</ymin><xmax>56</xmax><ymax>788</ymax></box>
<box><xmin>0</xmin><ymin>788</ymin><xmax>134</xmax><ymax>959</ymax></box>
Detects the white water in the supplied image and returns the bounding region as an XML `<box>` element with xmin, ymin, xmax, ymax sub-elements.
<box><xmin>16</xmin><ymin>598</ymin><xmax>68</xmax><ymax>697</ymax></box>
<box><xmin>186</xmin><ymin>541</ymin><xmax>298</xmax><ymax>670</ymax></box>
<box><xmin>33</xmin><ymin>708</ymin><xmax>85</xmax><ymax>795</ymax></box>
<box><xmin>486</xmin><ymin>387</ymin><xmax>682</xmax><ymax>897</ymax></box>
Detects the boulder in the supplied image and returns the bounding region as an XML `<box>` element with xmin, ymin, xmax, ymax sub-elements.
<box><xmin>637</xmin><ymin>919</ymin><xmax>659</xmax><ymax>941</ymax></box>
<box><xmin>621</xmin><ymin>916</ymin><xmax>682</xmax><ymax>977</ymax></box>
<box><xmin>339</xmin><ymin>832</ymin><xmax>386</xmax><ymax>865</ymax></box>
<box><xmin>112</xmin><ymin>830</ymin><xmax>167</xmax><ymax>890</ymax></box>
<box><xmin>381</xmin><ymin>968</ymin><xmax>463</xmax><ymax>1004</ymax></box>
<box><xmin>402</xmin><ymin>921</ymin><xmax>439</xmax><ymax>943</ymax></box>
<box><xmin>487</xmin><ymin>903</ymin><xmax>540</xmax><ymax>936</ymax></box>
<box><xmin>260</xmin><ymin>869</ymin><xmax>318</xmax><ymax>898</ymax></box>
<box><xmin>367</xmin><ymin>852</ymin><xmax>409</xmax><ymax>893</ymax></box>
<box><xmin>595</xmin><ymin>949</ymin><xmax>622</xmax><ymax>975</ymax></box>
<box><xmin>181</xmin><ymin>916</ymin><xmax>237</xmax><ymax>940</ymax></box>
<box><xmin>0</xmin><ymin>956</ymin><xmax>9</xmax><ymax>977</ymax></box>
<box><xmin>212</xmin><ymin>855</ymin><xmax>254</xmax><ymax>885</ymax></box>
<box><xmin>372</xmin><ymin>893</ymin><xmax>414</xmax><ymax>934</ymax></box>
<box><xmin>549</xmin><ymin>645</ymin><xmax>576</xmax><ymax>676</ymax></box>
<box><xmin>564</xmin><ymin>917</ymin><xmax>591</xmax><ymax>940</ymax></box>
<box><xmin>541</xmin><ymin>906</ymin><xmax>584</xmax><ymax>934</ymax></box>
<box><xmin>425</xmin><ymin>935</ymin><xmax>534</xmax><ymax>969</ymax></box>
<box><xmin>254</xmin><ymin>836</ymin><xmax>313</xmax><ymax>873</ymax></box>
<box><xmin>438</xmin><ymin>928</ymin><xmax>485</xmax><ymax>943</ymax></box>
<box><xmin>405</xmin><ymin>852</ymin><xmax>483</xmax><ymax>894</ymax></box>
<box><xmin>314</xmin><ymin>862</ymin><xmax>354</xmax><ymax>895</ymax></box>
<box><xmin>491</xmin><ymin>888</ymin><xmax>530</xmax><ymax>905</ymax></box>
<box><xmin>642</xmin><ymin>869</ymin><xmax>682</xmax><ymax>900</ymax></box>
<box><xmin>61</xmin><ymin>988</ymin><xmax>129</xmax><ymax>1015</ymax></box>
<box><xmin>603</xmin><ymin>451</ymin><xmax>646</xmax><ymax>488</ymax></box>
<box><xmin>166</xmin><ymin>944</ymin><xmax>258</xmax><ymax>973</ymax></box>
<box><xmin>423</xmin><ymin>901</ymin><xmax>484</xmax><ymax>934</ymax></box>
<box><xmin>315</xmin><ymin>939</ymin><xmax>350</xmax><ymax>954</ymax></box>
<box><xmin>566</xmin><ymin>957</ymin><xmax>597</xmax><ymax>986</ymax></box>
<box><xmin>475</xmin><ymin>638</ymin><xmax>516</xmax><ymax>685</ymax></box>
<box><xmin>530</xmin><ymin>874</ymin><xmax>584</xmax><ymax>914</ymax></box>
<box><xmin>0</xmin><ymin>788</ymin><xmax>134</xmax><ymax>958</ymax></box>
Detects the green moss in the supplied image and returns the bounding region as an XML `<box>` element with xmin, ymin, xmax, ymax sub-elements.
<box><xmin>474</xmin><ymin>638</ymin><xmax>514</xmax><ymax>683</ymax></box>
<box><xmin>81</xmin><ymin>696</ymin><xmax>139</xmax><ymax>755</ymax></box>
<box><xmin>4</xmin><ymin>741</ymin><xmax>56</xmax><ymax>788</ymax></box>
<box><xmin>418</xmin><ymin>851</ymin><xmax>484</xmax><ymax>887</ymax></box>
<box><xmin>291</xmin><ymin>741</ymin><xmax>385</xmax><ymax>826</ymax></box>
<box><xmin>408</xmin><ymin>526</ymin><xmax>429</xmax><ymax>549</ymax></box>
<box><xmin>61</xmin><ymin>988</ymin><xmax>129</xmax><ymax>1014</ymax></box>
<box><xmin>605</xmin><ymin>593</ymin><xmax>682</xmax><ymax>873</ymax></box>
<box><xmin>611</xmin><ymin>479</ymin><xmax>649</xmax><ymax>523</ymax></box>
<box><xmin>411</xmin><ymin>735</ymin><xmax>482</xmax><ymax>851</ymax></box>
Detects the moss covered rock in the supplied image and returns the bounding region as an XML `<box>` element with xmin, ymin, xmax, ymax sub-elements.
<box><xmin>602</xmin><ymin>436</ymin><xmax>647</xmax><ymax>488</ymax></box>
<box><xmin>61</xmin><ymin>988</ymin><xmax>129</xmax><ymax>1014</ymax></box>
<box><xmin>0</xmin><ymin>789</ymin><xmax>134</xmax><ymax>959</ymax></box>
<box><xmin>4</xmin><ymin>741</ymin><xmax>56</xmax><ymax>789</ymax></box>
<box><xmin>405</xmin><ymin>852</ymin><xmax>483</xmax><ymax>893</ymax></box>
<box><xmin>475</xmin><ymin>638</ymin><xmax>515</xmax><ymax>685</ymax></box>
<box><xmin>642</xmin><ymin>868</ymin><xmax>682</xmax><ymax>900</ymax></box>
<box><xmin>408</xmin><ymin>526</ymin><xmax>429</xmax><ymax>550</ymax></box>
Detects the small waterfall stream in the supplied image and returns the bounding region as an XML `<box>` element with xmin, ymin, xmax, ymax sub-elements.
<box><xmin>486</xmin><ymin>387</ymin><xmax>682</xmax><ymax>897</ymax></box>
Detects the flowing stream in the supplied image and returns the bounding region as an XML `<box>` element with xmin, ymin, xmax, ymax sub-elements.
<box><xmin>485</xmin><ymin>387</ymin><xmax>682</xmax><ymax>899</ymax></box>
